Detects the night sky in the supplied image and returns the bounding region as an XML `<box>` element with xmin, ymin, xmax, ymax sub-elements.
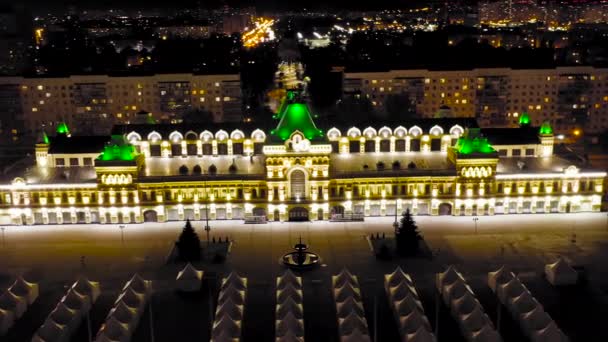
<box><xmin>12</xmin><ymin>0</ymin><xmax>453</xmax><ymax>12</ymax></box>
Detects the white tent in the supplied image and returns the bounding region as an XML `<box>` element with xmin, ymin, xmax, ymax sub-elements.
<box><xmin>341</xmin><ymin>327</ymin><xmax>372</xmax><ymax>342</ymax></box>
<box><xmin>496</xmin><ymin>278</ymin><xmax>526</xmax><ymax>305</ymax></box>
<box><xmin>211</xmin><ymin>330</ymin><xmax>240</xmax><ymax>342</ymax></box>
<box><xmin>9</xmin><ymin>276</ymin><xmax>39</xmax><ymax>305</ymax></box>
<box><xmin>219</xmin><ymin>285</ymin><xmax>246</xmax><ymax>306</ymax></box>
<box><xmin>519</xmin><ymin>306</ymin><xmax>552</xmax><ymax>336</ymax></box>
<box><xmin>334</xmin><ymin>281</ymin><xmax>362</xmax><ymax>303</ymax></box>
<box><xmin>388</xmin><ymin>281</ymin><xmax>418</xmax><ymax>303</ymax></box>
<box><xmin>398</xmin><ymin>309</ymin><xmax>431</xmax><ymax>335</ymax></box>
<box><xmin>276</xmin><ymin>329</ymin><xmax>304</xmax><ymax>342</ymax></box>
<box><xmin>277</xmin><ymin>283</ymin><xmax>303</xmax><ymax>304</ymax></box>
<box><xmin>221</xmin><ymin>272</ymin><xmax>247</xmax><ymax>291</ymax></box>
<box><xmin>507</xmin><ymin>290</ymin><xmax>539</xmax><ymax>317</ymax></box>
<box><xmin>338</xmin><ymin>310</ymin><xmax>369</xmax><ymax>336</ymax></box>
<box><xmin>0</xmin><ymin>308</ymin><xmax>15</xmax><ymax>336</ymax></box>
<box><xmin>48</xmin><ymin>302</ymin><xmax>79</xmax><ymax>334</ymax></box>
<box><xmin>441</xmin><ymin>279</ymin><xmax>471</xmax><ymax>305</ymax></box>
<box><xmin>487</xmin><ymin>266</ymin><xmax>515</xmax><ymax>292</ymax></box>
<box><xmin>32</xmin><ymin>318</ymin><xmax>68</xmax><ymax>342</ymax></box>
<box><xmin>277</xmin><ymin>270</ymin><xmax>302</xmax><ymax>290</ymax></box>
<box><xmin>332</xmin><ymin>269</ymin><xmax>358</xmax><ymax>288</ymax></box>
<box><xmin>0</xmin><ymin>290</ymin><xmax>27</xmax><ymax>319</ymax></box>
<box><xmin>95</xmin><ymin>315</ymin><xmax>130</xmax><ymax>342</ymax></box>
<box><xmin>110</xmin><ymin>300</ymin><xmax>139</xmax><ymax>327</ymax></box>
<box><xmin>337</xmin><ymin>296</ymin><xmax>365</xmax><ymax>318</ymax></box>
<box><xmin>450</xmin><ymin>291</ymin><xmax>479</xmax><ymax>317</ymax></box>
<box><xmin>459</xmin><ymin>305</ymin><xmax>492</xmax><ymax>338</ymax></box>
<box><xmin>384</xmin><ymin>267</ymin><xmax>413</xmax><ymax>291</ymax></box>
<box><xmin>62</xmin><ymin>288</ymin><xmax>91</xmax><ymax>313</ymax></box>
<box><xmin>72</xmin><ymin>276</ymin><xmax>101</xmax><ymax>303</ymax></box>
<box><xmin>405</xmin><ymin>325</ymin><xmax>437</xmax><ymax>342</ymax></box>
<box><xmin>115</xmin><ymin>288</ymin><xmax>145</xmax><ymax>311</ymax></box>
<box><xmin>544</xmin><ymin>257</ymin><xmax>578</xmax><ymax>286</ymax></box>
<box><xmin>531</xmin><ymin>321</ymin><xmax>568</xmax><ymax>342</ymax></box>
<box><xmin>276</xmin><ymin>297</ymin><xmax>303</xmax><ymax>320</ymax></box>
<box><xmin>176</xmin><ymin>263</ymin><xmax>203</xmax><ymax>292</ymax></box>
<box><xmin>216</xmin><ymin>298</ymin><xmax>244</xmax><ymax>321</ymax></box>
<box><xmin>436</xmin><ymin>266</ymin><xmax>461</xmax><ymax>293</ymax></box>
<box><xmin>393</xmin><ymin>293</ymin><xmax>423</xmax><ymax>317</ymax></box>
<box><xmin>275</xmin><ymin>311</ymin><xmax>304</xmax><ymax>337</ymax></box>
<box><xmin>211</xmin><ymin>315</ymin><xmax>241</xmax><ymax>339</ymax></box>
<box><xmin>470</xmin><ymin>324</ymin><xmax>503</xmax><ymax>342</ymax></box>
<box><xmin>123</xmin><ymin>274</ymin><xmax>152</xmax><ymax>297</ymax></box>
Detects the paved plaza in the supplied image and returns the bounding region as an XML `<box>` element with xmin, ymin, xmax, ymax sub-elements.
<box><xmin>2</xmin><ymin>213</ymin><xmax>608</xmax><ymax>341</ymax></box>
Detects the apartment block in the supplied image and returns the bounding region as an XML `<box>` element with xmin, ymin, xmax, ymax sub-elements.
<box><xmin>343</xmin><ymin>66</ymin><xmax>608</xmax><ymax>135</ymax></box>
<box><xmin>0</xmin><ymin>73</ymin><xmax>242</xmax><ymax>138</ymax></box>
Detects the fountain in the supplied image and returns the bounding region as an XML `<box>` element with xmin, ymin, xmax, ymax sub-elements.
<box><xmin>281</xmin><ymin>236</ymin><xmax>320</xmax><ymax>269</ymax></box>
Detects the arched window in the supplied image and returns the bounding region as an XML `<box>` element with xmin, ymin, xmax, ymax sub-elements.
<box><xmin>290</xmin><ymin>170</ymin><xmax>306</xmax><ymax>199</ymax></box>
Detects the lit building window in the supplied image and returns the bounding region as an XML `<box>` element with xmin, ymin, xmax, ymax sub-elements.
<box><xmin>215</xmin><ymin>97</ymin><xmax>221</xmax><ymax>102</ymax></box>
<box><xmin>200</xmin><ymin>97</ymin><xmax>205</xmax><ymax>102</ymax></box>
<box><xmin>39</xmin><ymin>100</ymin><xmax>44</xmax><ymax>105</ymax></box>
<box><xmin>37</xmin><ymin>85</ymin><xmax>43</xmax><ymax>90</ymax></box>
<box><xmin>131</xmin><ymin>106</ymin><xmax>137</xmax><ymax>110</ymax></box>
<box><xmin>223</xmin><ymin>96</ymin><xmax>230</xmax><ymax>101</ymax></box>
<box><xmin>160</xmin><ymin>90</ymin><xmax>166</xmax><ymax>96</ymax></box>
<box><xmin>32</xmin><ymin>107</ymin><xmax>38</xmax><ymax>112</ymax></box>
<box><xmin>214</xmin><ymin>82</ymin><xmax>220</xmax><ymax>87</ymax></box>
<box><xmin>45</xmin><ymin>92</ymin><xmax>51</xmax><ymax>97</ymax></box>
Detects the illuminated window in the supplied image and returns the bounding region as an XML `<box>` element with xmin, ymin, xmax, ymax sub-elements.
<box><xmin>39</xmin><ymin>100</ymin><xmax>44</xmax><ymax>105</ymax></box>
<box><xmin>379</xmin><ymin>87</ymin><xmax>384</xmax><ymax>92</ymax></box>
<box><xmin>424</xmin><ymin>78</ymin><xmax>430</xmax><ymax>84</ymax></box>
<box><xmin>215</xmin><ymin>97</ymin><xmax>221</xmax><ymax>102</ymax></box>
<box><xmin>536</xmin><ymin>105</ymin><xmax>541</xmax><ymax>110</ymax></box>
<box><xmin>117</xmin><ymin>113</ymin><xmax>122</xmax><ymax>118</ymax></box>
<box><xmin>192</xmin><ymin>90</ymin><xmax>197</xmax><ymax>95</ymax></box>
<box><xmin>214</xmin><ymin>82</ymin><xmax>220</xmax><ymax>87</ymax></box>
<box><xmin>131</xmin><ymin>105</ymin><xmax>137</xmax><ymax>110</ymax></box>
<box><xmin>21</xmin><ymin>85</ymin><xmax>28</xmax><ymax>90</ymax></box>
<box><xmin>223</xmin><ymin>96</ymin><xmax>230</xmax><ymax>101</ymax></box>
<box><xmin>440</xmin><ymin>78</ymin><xmax>446</xmax><ymax>83</ymax></box>
<box><xmin>160</xmin><ymin>90</ymin><xmax>166</xmax><ymax>96</ymax></box>
<box><xmin>45</xmin><ymin>92</ymin><xmax>51</xmax><ymax>97</ymax></box>
<box><xmin>461</xmin><ymin>99</ymin><xmax>467</xmax><ymax>104</ymax></box>
<box><xmin>37</xmin><ymin>85</ymin><xmax>43</xmax><ymax>90</ymax></box>
<box><xmin>200</xmin><ymin>97</ymin><xmax>205</xmax><ymax>102</ymax></box>
<box><xmin>372</xmin><ymin>80</ymin><xmax>377</xmax><ymax>84</ymax></box>
<box><xmin>462</xmin><ymin>85</ymin><xmax>468</xmax><ymax>90</ymax></box>
<box><xmin>124</xmin><ymin>105</ymin><xmax>129</xmax><ymax>110</ymax></box>
<box><xmin>137</xmin><ymin>91</ymin><xmax>142</xmax><ymax>96</ymax></box>
<box><xmin>32</xmin><ymin>107</ymin><xmax>38</xmax><ymax>112</ymax></box>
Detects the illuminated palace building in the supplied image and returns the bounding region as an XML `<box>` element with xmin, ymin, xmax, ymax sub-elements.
<box><xmin>0</xmin><ymin>93</ymin><xmax>605</xmax><ymax>225</ymax></box>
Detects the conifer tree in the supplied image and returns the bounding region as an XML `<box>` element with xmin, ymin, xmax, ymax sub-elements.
<box><xmin>176</xmin><ymin>219</ymin><xmax>201</xmax><ymax>261</ymax></box>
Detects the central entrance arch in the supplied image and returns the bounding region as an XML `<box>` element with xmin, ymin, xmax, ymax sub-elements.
<box><xmin>289</xmin><ymin>207</ymin><xmax>309</xmax><ymax>221</ymax></box>
<box><xmin>438</xmin><ymin>203</ymin><xmax>452</xmax><ymax>215</ymax></box>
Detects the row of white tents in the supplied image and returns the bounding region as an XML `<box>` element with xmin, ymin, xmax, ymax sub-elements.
<box><xmin>384</xmin><ymin>267</ymin><xmax>436</xmax><ymax>342</ymax></box>
<box><xmin>488</xmin><ymin>266</ymin><xmax>569</xmax><ymax>342</ymax></box>
<box><xmin>436</xmin><ymin>266</ymin><xmax>502</xmax><ymax>342</ymax></box>
<box><xmin>0</xmin><ymin>276</ymin><xmax>39</xmax><ymax>336</ymax></box>
<box><xmin>275</xmin><ymin>270</ymin><xmax>304</xmax><ymax>342</ymax></box>
<box><xmin>176</xmin><ymin>263</ymin><xmax>204</xmax><ymax>292</ymax></box>
<box><xmin>331</xmin><ymin>269</ymin><xmax>371</xmax><ymax>342</ymax></box>
<box><xmin>95</xmin><ymin>274</ymin><xmax>153</xmax><ymax>342</ymax></box>
<box><xmin>211</xmin><ymin>272</ymin><xmax>247</xmax><ymax>342</ymax></box>
<box><xmin>32</xmin><ymin>277</ymin><xmax>101</xmax><ymax>342</ymax></box>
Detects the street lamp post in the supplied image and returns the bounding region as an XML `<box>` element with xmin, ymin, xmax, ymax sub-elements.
<box><xmin>118</xmin><ymin>225</ymin><xmax>125</xmax><ymax>245</ymax></box>
<box><xmin>473</xmin><ymin>216</ymin><xmax>479</xmax><ymax>234</ymax></box>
